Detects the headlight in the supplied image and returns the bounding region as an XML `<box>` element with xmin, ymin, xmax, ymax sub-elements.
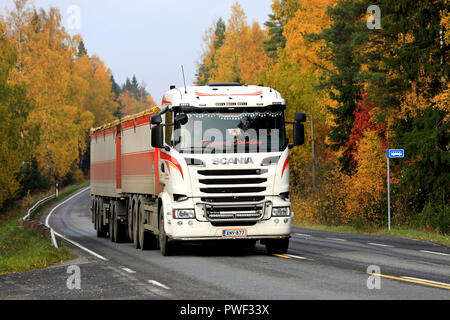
<box><xmin>173</xmin><ymin>209</ymin><xmax>195</xmax><ymax>219</ymax></box>
<box><xmin>272</xmin><ymin>207</ymin><xmax>290</xmax><ymax>217</ymax></box>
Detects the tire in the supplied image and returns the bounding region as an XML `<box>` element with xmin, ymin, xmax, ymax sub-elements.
<box><xmin>127</xmin><ymin>198</ymin><xmax>134</xmax><ymax>242</ymax></box>
<box><xmin>91</xmin><ymin>198</ymin><xmax>95</xmax><ymax>224</ymax></box>
<box><xmin>93</xmin><ymin>198</ymin><xmax>98</xmax><ymax>231</ymax></box>
<box><xmin>265</xmin><ymin>238</ymin><xmax>289</xmax><ymax>254</ymax></box>
<box><xmin>96</xmin><ymin>198</ymin><xmax>107</xmax><ymax>238</ymax></box>
<box><xmin>133</xmin><ymin>201</ymin><xmax>140</xmax><ymax>249</ymax></box>
<box><xmin>159</xmin><ymin>208</ymin><xmax>174</xmax><ymax>256</ymax></box>
<box><xmin>138</xmin><ymin>202</ymin><xmax>148</xmax><ymax>250</ymax></box>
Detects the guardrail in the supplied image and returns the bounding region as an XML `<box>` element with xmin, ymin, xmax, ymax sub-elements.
<box><xmin>21</xmin><ymin>184</ymin><xmax>59</xmax><ymax>248</ymax></box>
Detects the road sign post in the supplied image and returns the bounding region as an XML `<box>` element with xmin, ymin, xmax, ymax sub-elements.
<box><xmin>386</xmin><ymin>149</ymin><xmax>404</xmax><ymax>231</ymax></box>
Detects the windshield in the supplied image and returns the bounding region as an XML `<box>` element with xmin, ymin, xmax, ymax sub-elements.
<box><xmin>173</xmin><ymin>110</ymin><xmax>287</xmax><ymax>154</ymax></box>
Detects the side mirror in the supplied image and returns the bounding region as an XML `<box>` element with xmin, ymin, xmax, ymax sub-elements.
<box><xmin>151</xmin><ymin>125</ymin><xmax>164</xmax><ymax>148</ymax></box>
<box><xmin>293</xmin><ymin>123</ymin><xmax>305</xmax><ymax>146</ymax></box>
<box><xmin>174</xmin><ymin>113</ymin><xmax>188</xmax><ymax>125</ymax></box>
<box><xmin>295</xmin><ymin>112</ymin><xmax>307</xmax><ymax>122</ymax></box>
<box><xmin>293</xmin><ymin>112</ymin><xmax>306</xmax><ymax>146</ymax></box>
<box><xmin>151</xmin><ymin>114</ymin><xmax>162</xmax><ymax>125</ymax></box>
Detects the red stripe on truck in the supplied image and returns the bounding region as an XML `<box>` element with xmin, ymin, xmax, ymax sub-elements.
<box><xmin>91</xmin><ymin>160</ymin><xmax>116</xmax><ymax>181</ymax></box>
<box><xmin>282</xmin><ymin>157</ymin><xmax>289</xmax><ymax>177</ymax></box>
<box><xmin>159</xmin><ymin>152</ymin><xmax>184</xmax><ymax>179</ymax></box>
<box><xmin>122</xmin><ymin>151</ymin><xmax>155</xmax><ymax>176</ymax></box>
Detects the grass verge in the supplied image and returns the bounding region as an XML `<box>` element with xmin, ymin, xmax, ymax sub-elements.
<box><xmin>292</xmin><ymin>220</ymin><xmax>450</xmax><ymax>246</ymax></box>
<box><xmin>0</xmin><ymin>181</ymin><xmax>89</xmax><ymax>276</ymax></box>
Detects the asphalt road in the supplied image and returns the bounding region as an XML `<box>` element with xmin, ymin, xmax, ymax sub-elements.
<box><xmin>3</xmin><ymin>187</ymin><xmax>449</xmax><ymax>300</ymax></box>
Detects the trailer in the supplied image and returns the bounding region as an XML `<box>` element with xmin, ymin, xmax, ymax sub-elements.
<box><xmin>90</xmin><ymin>83</ymin><xmax>306</xmax><ymax>255</ymax></box>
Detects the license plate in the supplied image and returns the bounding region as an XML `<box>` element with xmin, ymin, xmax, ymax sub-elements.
<box><xmin>222</xmin><ymin>229</ymin><xmax>247</xmax><ymax>238</ymax></box>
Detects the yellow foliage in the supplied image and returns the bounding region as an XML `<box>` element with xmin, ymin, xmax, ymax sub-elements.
<box><xmin>4</xmin><ymin>1</ymin><xmax>106</xmax><ymax>181</ymax></box>
<box><xmin>283</xmin><ymin>0</ymin><xmax>338</xmax><ymax>75</ymax></box>
<box><xmin>341</xmin><ymin>130</ymin><xmax>385</xmax><ymax>223</ymax></box>
<box><xmin>209</xmin><ymin>2</ymin><xmax>269</xmax><ymax>84</ymax></box>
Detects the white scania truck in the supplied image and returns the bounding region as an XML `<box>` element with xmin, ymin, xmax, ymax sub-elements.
<box><xmin>90</xmin><ymin>83</ymin><xmax>306</xmax><ymax>256</ymax></box>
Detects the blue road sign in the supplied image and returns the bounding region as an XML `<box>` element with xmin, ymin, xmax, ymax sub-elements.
<box><xmin>387</xmin><ymin>149</ymin><xmax>404</xmax><ymax>159</ymax></box>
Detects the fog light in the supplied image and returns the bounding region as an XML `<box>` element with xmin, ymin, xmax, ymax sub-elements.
<box><xmin>188</xmin><ymin>220</ymin><xmax>194</xmax><ymax>226</ymax></box>
<box><xmin>177</xmin><ymin>221</ymin><xmax>183</xmax><ymax>226</ymax></box>
<box><xmin>274</xmin><ymin>218</ymin><xmax>279</xmax><ymax>224</ymax></box>
<box><xmin>283</xmin><ymin>218</ymin><xmax>289</xmax><ymax>224</ymax></box>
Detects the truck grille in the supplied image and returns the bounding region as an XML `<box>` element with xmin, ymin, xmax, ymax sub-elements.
<box><xmin>194</xmin><ymin>167</ymin><xmax>271</xmax><ymax>223</ymax></box>
<box><xmin>196</xmin><ymin>169</ymin><xmax>268</xmax><ymax>195</ymax></box>
<box><xmin>200</xmin><ymin>187</ymin><xmax>266</xmax><ymax>194</ymax></box>
<box><xmin>202</xmin><ymin>201</ymin><xmax>267</xmax><ymax>222</ymax></box>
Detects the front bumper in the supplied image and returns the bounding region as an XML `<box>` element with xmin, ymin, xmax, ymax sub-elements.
<box><xmin>165</xmin><ymin>216</ymin><xmax>292</xmax><ymax>241</ymax></box>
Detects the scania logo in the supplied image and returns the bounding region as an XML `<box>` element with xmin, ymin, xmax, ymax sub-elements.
<box><xmin>212</xmin><ymin>157</ymin><xmax>254</xmax><ymax>165</ymax></box>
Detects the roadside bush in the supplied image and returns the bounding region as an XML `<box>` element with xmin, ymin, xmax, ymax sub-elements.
<box><xmin>414</xmin><ymin>202</ymin><xmax>449</xmax><ymax>235</ymax></box>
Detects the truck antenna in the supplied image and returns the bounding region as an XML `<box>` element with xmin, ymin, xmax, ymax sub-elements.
<box><xmin>181</xmin><ymin>65</ymin><xmax>187</xmax><ymax>94</ymax></box>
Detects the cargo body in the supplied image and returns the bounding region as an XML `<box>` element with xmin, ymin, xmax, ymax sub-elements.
<box><xmin>90</xmin><ymin>112</ymin><xmax>159</xmax><ymax>197</ymax></box>
<box><xmin>90</xmin><ymin>84</ymin><xmax>306</xmax><ymax>256</ymax></box>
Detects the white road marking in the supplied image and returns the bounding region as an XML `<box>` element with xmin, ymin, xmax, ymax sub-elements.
<box><xmin>420</xmin><ymin>250</ymin><xmax>449</xmax><ymax>257</ymax></box>
<box><xmin>121</xmin><ymin>267</ymin><xmax>136</xmax><ymax>274</ymax></box>
<box><xmin>401</xmin><ymin>277</ymin><xmax>450</xmax><ymax>287</ymax></box>
<box><xmin>368</xmin><ymin>242</ymin><xmax>394</xmax><ymax>248</ymax></box>
<box><xmin>148</xmin><ymin>280</ymin><xmax>171</xmax><ymax>290</ymax></box>
<box><xmin>45</xmin><ymin>187</ymin><xmax>109</xmax><ymax>262</ymax></box>
<box><xmin>53</xmin><ymin>230</ymin><xmax>108</xmax><ymax>261</ymax></box>
<box><xmin>285</xmin><ymin>254</ymin><xmax>309</xmax><ymax>260</ymax></box>
<box><xmin>327</xmin><ymin>237</ymin><xmax>347</xmax><ymax>242</ymax></box>
<box><xmin>294</xmin><ymin>233</ymin><xmax>311</xmax><ymax>237</ymax></box>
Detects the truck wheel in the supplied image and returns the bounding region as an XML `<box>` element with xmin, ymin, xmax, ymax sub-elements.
<box><xmin>159</xmin><ymin>210</ymin><xmax>174</xmax><ymax>256</ymax></box>
<box><xmin>91</xmin><ymin>198</ymin><xmax>95</xmax><ymax>224</ymax></box>
<box><xmin>133</xmin><ymin>202</ymin><xmax>140</xmax><ymax>249</ymax></box>
<box><xmin>127</xmin><ymin>198</ymin><xmax>134</xmax><ymax>242</ymax></box>
<box><xmin>265</xmin><ymin>238</ymin><xmax>289</xmax><ymax>254</ymax></box>
<box><xmin>96</xmin><ymin>199</ymin><xmax>107</xmax><ymax>238</ymax></box>
<box><xmin>93</xmin><ymin>198</ymin><xmax>98</xmax><ymax>231</ymax></box>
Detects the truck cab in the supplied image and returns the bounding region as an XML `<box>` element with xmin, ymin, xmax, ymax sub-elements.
<box><xmin>151</xmin><ymin>83</ymin><xmax>306</xmax><ymax>255</ymax></box>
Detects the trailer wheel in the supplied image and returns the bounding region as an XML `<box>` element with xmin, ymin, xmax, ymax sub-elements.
<box><xmin>127</xmin><ymin>197</ymin><xmax>134</xmax><ymax>242</ymax></box>
<box><xmin>96</xmin><ymin>198</ymin><xmax>107</xmax><ymax>238</ymax></box>
<box><xmin>91</xmin><ymin>198</ymin><xmax>95</xmax><ymax>224</ymax></box>
<box><xmin>159</xmin><ymin>209</ymin><xmax>174</xmax><ymax>256</ymax></box>
<box><xmin>93</xmin><ymin>197</ymin><xmax>97</xmax><ymax>228</ymax></box>
<box><xmin>265</xmin><ymin>238</ymin><xmax>289</xmax><ymax>254</ymax></box>
<box><xmin>133</xmin><ymin>201</ymin><xmax>140</xmax><ymax>249</ymax></box>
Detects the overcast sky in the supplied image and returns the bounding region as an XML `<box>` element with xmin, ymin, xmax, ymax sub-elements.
<box><xmin>2</xmin><ymin>0</ymin><xmax>273</xmax><ymax>103</ymax></box>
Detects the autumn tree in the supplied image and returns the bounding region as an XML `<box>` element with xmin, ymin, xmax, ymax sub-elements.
<box><xmin>5</xmin><ymin>1</ymin><xmax>94</xmax><ymax>182</ymax></box>
<box><xmin>196</xmin><ymin>18</ymin><xmax>226</xmax><ymax>85</ymax></box>
<box><xmin>208</xmin><ymin>2</ymin><xmax>269</xmax><ymax>84</ymax></box>
<box><xmin>315</xmin><ymin>0</ymin><xmax>372</xmax><ymax>174</ymax></box>
<box><xmin>0</xmin><ymin>21</ymin><xmax>33</xmax><ymax>208</ymax></box>
<box><xmin>342</xmin><ymin>129</ymin><xmax>386</xmax><ymax>226</ymax></box>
